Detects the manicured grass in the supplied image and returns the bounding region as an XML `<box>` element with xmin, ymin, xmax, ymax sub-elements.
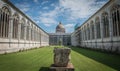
<box><xmin>0</xmin><ymin>46</ymin><xmax>120</xmax><ymax>71</ymax></box>
<box><xmin>70</xmin><ymin>47</ymin><xmax>120</xmax><ymax>71</ymax></box>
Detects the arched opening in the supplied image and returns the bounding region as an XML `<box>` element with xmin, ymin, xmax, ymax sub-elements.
<box><xmin>20</xmin><ymin>18</ymin><xmax>25</xmax><ymax>40</ymax></box>
<box><xmin>31</xmin><ymin>24</ymin><xmax>33</xmax><ymax>41</ymax></box>
<box><xmin>102</xmin><ymin>12</ymin><xmax>109</xmax><ymax>38</ymax></box>
<box><xmin>87</xmin><ymin>24</ymin><xmax>90</xmax><ymax>40</ymax></box>
<box><xmin>90</xmin><ymin>21</ymin><xmax>95</xmax><ymax>39</ymax></box>
<box><xmin>111</xmin><ymin>5</ymin><xmax>120</xmax><ymax>37</ymax></box>
<box><xmin>84</xmin><ymin>26</ymin><xmax>87</xmax><ymax>40</ymax></box>
<box><xmin>95</xmin><ymin>17</ymin><xmax>101</xmax><ymax>39</ymax></box>
<box><xmin>13</xmin><ymin>13</ymin><xmax>19</xmax><ymax>39</ymax></box>
<box><xmin>0</xmin><ymin>6</ymin><xmax>11</xmax><ymax>38</ymax></box>
<box><xmin>26</xmin><ymin>21</ymin><xmax>30</xmax><ymax>40</ymax></box>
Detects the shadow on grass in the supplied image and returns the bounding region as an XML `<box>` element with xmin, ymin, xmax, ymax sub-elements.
<box><xmin>70</xmin><ymin>46</ymin><xmax>120</xmax><ymax>71</ymax></box>
<box><xmin>39</xmin><ymin>67</ymin><xmax>49</xmax><ymax>71</ymax></box>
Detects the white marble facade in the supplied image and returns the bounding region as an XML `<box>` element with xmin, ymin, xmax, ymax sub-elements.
<box><xmin>49</xmin><ymin>33</ymin><xmax>71</xmax><ymax>46</ymax></box>
<box><xmin>0</xmin><ymin>0</ymin><xmax>49</xmax><ymax>54</ymax></box>
<box><xmin>71</xmin><ymin>0</ymin><xmax>120</xmax><ymax>54</ymax></box>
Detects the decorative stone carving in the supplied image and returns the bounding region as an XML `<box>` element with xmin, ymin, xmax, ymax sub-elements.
<box><xmin>50</xmin><ymin>47</ymin><xmax>74</xmax><ymax>71</ymax></box>
<box><xmin>54</xmin><ymin>48</ymin><xmax>71</xmax><ymax>67</ymax></box>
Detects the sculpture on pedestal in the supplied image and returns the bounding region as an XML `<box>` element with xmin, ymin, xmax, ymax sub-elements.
<box><xmin>50</xmin><ymin>47</ymin><xmax>74</xmax><ymax>71</ymax></box>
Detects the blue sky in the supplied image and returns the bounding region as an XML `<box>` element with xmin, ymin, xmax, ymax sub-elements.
<box><xmin>10</xmin><ymin>0</ymin><xmax>108</xmax><ymax>33</ymax></box>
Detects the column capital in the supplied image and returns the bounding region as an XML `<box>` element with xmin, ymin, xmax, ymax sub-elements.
<box><xmin>28</xmin><ymin>26</ymin><xmax>32</xmax><ymax>29</ymax></box>
<box><xmin>19</xmin><ymin>21</ymin><xmax>22</xmax><ymax>24</ymax></box>
<box><xmin>9</xmin><ymin>16</ymin><xmax>14</xmax><ymax>20</ymax></box>
<box><xmin>24</xmin><ymin>25</ymin><xmax>27</xmax><ymax>27</ymax></box>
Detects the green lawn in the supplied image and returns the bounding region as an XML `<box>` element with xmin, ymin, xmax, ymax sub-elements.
<box><xmin>0</xmin><ymin>46</ymin><xmax>120</xmax><ymax>71</ymax></box>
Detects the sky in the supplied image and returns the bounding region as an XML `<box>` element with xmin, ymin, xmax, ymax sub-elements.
<box><xmin>9</xmin><ymin>0</ymin><xmax>109</xmax><ymax>33</ymax></box>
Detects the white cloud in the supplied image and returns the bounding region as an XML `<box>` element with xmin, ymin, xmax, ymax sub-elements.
<box><xmin>40</xmin><ymin>17</ymin><xmax>57</xmax><ymax>26</ymax></box>
<box><xmin>59</xmin><ymin>0</ymin><xmax>108</xmax><ymax>20</ymax></box>
<box><xmin>43</xmin><ymin>7</ymin><xmax>49</xmax><ymax>10</ymax></box>
<box><xmin>36</xmin><ymin>20</ymin><xmax>40</xmax><ymax>23</ymax></box>
<box><xmin>35</xmin><ymin>0</ymin><xmax>108</xmax><ymax>32</ymax></box>
<box><xmin>33</xmin><ymin>0</ymin><xmax>38</xmax><ymax>3</ymax></box>
<box><xmin>22</xmin><ymin>7</ymin><xmax>30</xmax><ymax>12</ymax></box>
<box><xmin>15</xmin><ymin>2</ymin><xmax>30</xmax><ymax>12</ymax></box>
<box><xmin>65</xmin><ymin>24</ymin><xmax>74</xmax><ymax>28</ymax></box>
<box><xmin>41</xmin><ymin>1</ymin><xmax>49</xmax><ymax>5</ymax></box>
<box><xmin>58</xmin><ymin>0</ymin><xmax>108</xmax><ymax>32</ymax></box>
<box><xmin>39</xmin><ymin>6</ymin><xmax>60</xmax><ymax>26</ymax></box>
<box><xmin>65</xmin><ymin>24</ymin><xmax>75</xmax><ymax>33</ymax></box>
<box><xmin>51</xmin><ymin>3</ymin><xmax>55</xmax><ymax>7</ymax></box>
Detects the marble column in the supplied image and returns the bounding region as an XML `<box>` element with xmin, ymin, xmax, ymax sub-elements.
<box><xmin>90</xmin><ymin>24</ymin><xmax>92</xmax><ymax>47</ymax></box>
<box><xmin>40</xmin><ymin>31</ymin><xmax>41</xmax><ymax>46</ymax></box>
<box><xmin>100</xmin><ymin>15</ymin><xmax>104</xmax><ymax>49</ymax></box>
<box><xmin>9</xmin><ymin>16</ymin><xmax>13</xmax><ymax>48</ymax></box>
<box><xmin>108</xmin><ymin>11</ymin><xmax>113</xmax><ymax>50</ymax></box>
<box><xmin>28</xmin><ymin>26</ymin><xmax>31</xmax><ymax>47</ymax></box>
<box><xmin>41</xmin><ymin>33</ymin><xmax>43</xmax><ymax>46</ymax></box>
<box><xmin>18</xmin><ymin>21</ymin><xmax>21</xmax><ymax>48</ymax></box>
<box><xmin>94</xmin><ymin>21</ymin><xmax>97</xmax><ymax>48</ymax></box>
<box><xmin>24</xmin><ymin>24</ymin><xmax>27</xmax><ymax>46</ymax></box>
<box><xmin>86</xmin><ymin>27</ymin><xmax>88</xmax><ymax>46</ymax></box>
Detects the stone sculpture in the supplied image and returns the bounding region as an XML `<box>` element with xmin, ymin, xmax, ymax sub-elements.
<box><xmin>54</xmin><ymin>48</ymin><xmax>71</xmax><ymax>67</ymax></box>
<box><xmin>50</xmin><ymin>47</ymin><xmax>74</xmax><ymax>71</ymax></box>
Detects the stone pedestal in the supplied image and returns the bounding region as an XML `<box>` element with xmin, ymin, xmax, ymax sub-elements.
<box><xmin>50</xmin><ymin>63</ymin><xmax>74</xmax><ymax>71</ymax></box>
<box><xmin>50</xmin><ymin>48</ymin><xmax>74</xmax><ymax>71</ymax></box>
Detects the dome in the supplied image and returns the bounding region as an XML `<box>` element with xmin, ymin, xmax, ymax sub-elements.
<box><xmin>56</xmin><ymin>22</ymin><xmax>65</xmax><ymax>33</ymax></box>
<box><xmin>56</xmin><ymin>22</ymin><xmax>64</xmax><ymax>29</ymax></box>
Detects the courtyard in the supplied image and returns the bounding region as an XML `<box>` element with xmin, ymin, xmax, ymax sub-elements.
<box><xmin>0</xmin><ymin>0</ymin><xmax>120</xmax><ymax>71</ymax></box>
<box><xmin>0</xmin><ymin>46</ymin><xmax>120</xmax><ymax>71</ymax></box>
